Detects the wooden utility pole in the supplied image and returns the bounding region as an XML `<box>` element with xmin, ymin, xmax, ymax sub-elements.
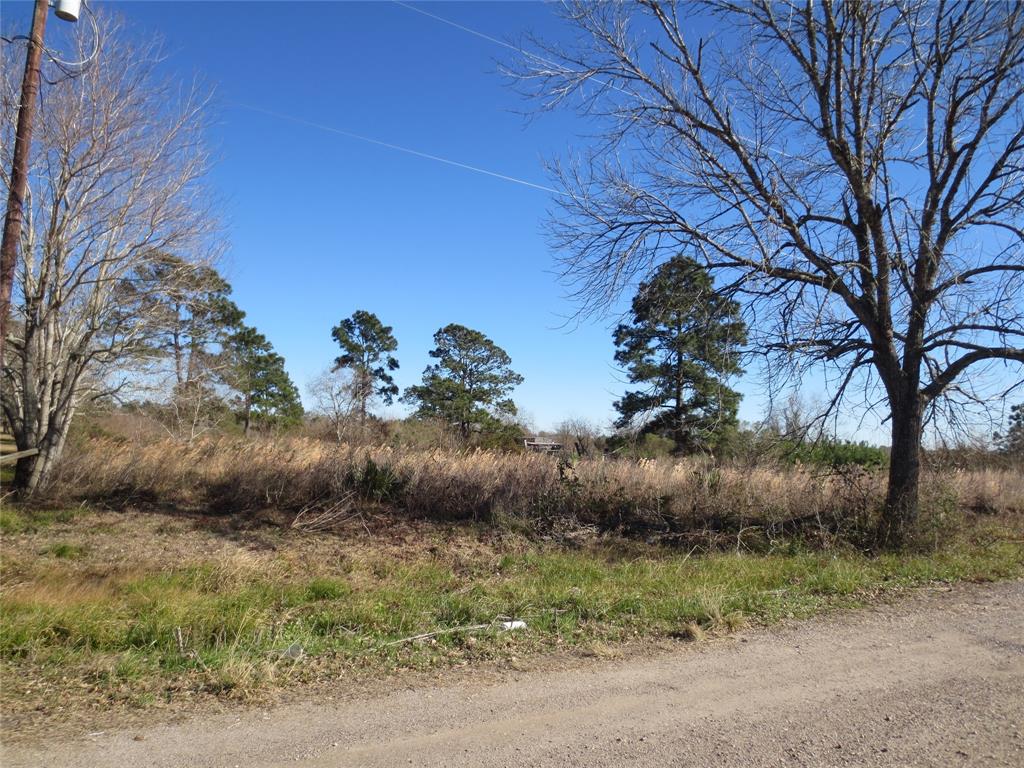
<box><xmin>0</xmin><ymin>0</ymin><xmax>50</xmax><ymax>374</ymax></box>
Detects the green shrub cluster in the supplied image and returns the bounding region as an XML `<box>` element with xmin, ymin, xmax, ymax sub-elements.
<box><xmin>778</xmin><ymin>439</ymin><xmax>889</xmax><ymax>469</ymax></box>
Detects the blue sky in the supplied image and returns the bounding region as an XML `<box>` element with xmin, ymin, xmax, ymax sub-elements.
<box><xmin>7</xmin><ymin>0</ymin><xmax>696</xmax><ymax>431</ymax></box>
<box><xmin>2</xmin><ymin>1</ymin><xmax>881</xmax><ymax>434</ymax></box>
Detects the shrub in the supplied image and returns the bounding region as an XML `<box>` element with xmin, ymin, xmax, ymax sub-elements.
<box><xmin>780</xmin><ymin>439</ymin><xmax>889</xmax><ymax>469</ymax></box>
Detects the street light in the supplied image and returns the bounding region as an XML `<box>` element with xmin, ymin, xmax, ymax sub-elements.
<box><xmin>0</xmin><ymin>0</ymin><xmax>81</xmax><ymax>372</ymax></box>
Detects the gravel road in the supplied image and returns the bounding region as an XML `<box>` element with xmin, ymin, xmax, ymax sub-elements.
<box><xmin>4</xmin><ymin>580</ymin><xmax>1022</xmax><ymax>767</ymax></box>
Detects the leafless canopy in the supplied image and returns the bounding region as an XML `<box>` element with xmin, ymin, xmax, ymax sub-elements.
<box><xmin>1</xmin><ymin>15</ymin><xmax>218</xmax><ymax>492</ymax></box>
<box><xmin>513</xmin><ymin>0</ymin><xmax>1023</xmax><ymax>541</ymax></box>
<box><xmin>516</xmin><ymin>0</ymin><xmax>1023</xmax><ymax>417</ymax></box>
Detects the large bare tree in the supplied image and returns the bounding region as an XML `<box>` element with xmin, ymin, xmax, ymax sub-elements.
<box><xmin>515</xmin><ymin>0</ymin><xmax>1024</xmax><ymax>546</ymax></box>
<box><xmin>1</xmin><ymin>17</ymin><xmax>217</xmax><ymax>495</ymax></box>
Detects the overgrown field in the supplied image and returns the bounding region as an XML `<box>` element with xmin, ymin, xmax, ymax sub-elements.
<box><xmin>46</xmin><ymin>437</ymin><xmax>1024</xmax><ymax>547</ymax></box>
<box><xmin>3</xmin><ymin>438</ymin><xmax>1021</xmax><ymax>729</ymax></box>
<box><xmin>2</xmin><ymin>503</ymin><xmax>1021</xmax><ymax>728</ymax></box>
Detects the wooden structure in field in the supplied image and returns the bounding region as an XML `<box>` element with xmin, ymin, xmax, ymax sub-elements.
<box><xmin>523</xmin><ymin>437</ymin><xmax>563</xmax><ymax>454</ymax></box>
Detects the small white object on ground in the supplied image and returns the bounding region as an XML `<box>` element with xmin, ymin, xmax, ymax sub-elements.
<box><xmin>276</xmin><ymin>643</ymin><xmax>305</xmax><ymax>660</ymax></box>
<box><xmin>500</xmin><ymin>620</ymin><xmax>527</xmax><ymax>632</ymax></box>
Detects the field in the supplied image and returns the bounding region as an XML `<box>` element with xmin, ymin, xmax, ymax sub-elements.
<box><xmin>44</xmin><ymin>436</ymin><xmax>1024</xmax><ymax>545</ymax></box>
<box><xmin>2</xmin><ymin>437</ymin><xmax>1023</xmax><ymax>733</ymax></box>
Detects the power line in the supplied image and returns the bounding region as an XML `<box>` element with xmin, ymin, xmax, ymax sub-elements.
<box><xmin>229</xmin><ymin>102</ymin><xmax>561</xmax><ymax>195</ymax></box>
<box><xmin>391</xmin><ymin>0</ymin><xmax>526</xmax><ymax>58</ymax></box>
<box><xmin>391</xmin><ymin>0</ymin><xmax>635</xmax><ymax>98</ymax></box>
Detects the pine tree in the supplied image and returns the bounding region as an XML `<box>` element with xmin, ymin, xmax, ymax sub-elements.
<box><xmin>403</xmin><ymin>324</ymin><xmax>523</xmax><ymax>439</ymax></box>
<box><xmin>139</xmin><ymin>257</ymin><xmax>245</xmax><ymax>440</ymax></box>
<box><xmin>995</xmin><ymin>404</ymin><xmax>1024</xmax><ymax>456</ymax></box>
<box><xmin>145</xmin><ymin>255</ymin><xmax>244</xmax><ymax>386</ymax></box>
<box><xmin>613</xmin><ymin>255</ymin><xmax>746</xmax><ymax>454</ymax></box>
<box><xmin>330</xmin><ymin>310</ymin><xmax>399</xmax><ymax>423</ymax></box>
<box><xmin>222</xmin><ymin>325</ymin><xmax>303</xmax><ymax>435</ymax></box>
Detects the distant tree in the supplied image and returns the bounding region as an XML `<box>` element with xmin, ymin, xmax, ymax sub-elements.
<box><xmin>143</xmin><ymin>257</ymin><xmax>244</xmax><ymax>441</ymax></box>
<box><xmin>763</xmin><ymin>393</ymin><xmax>828</xmax><ymax>445</ymax></box>
<box><xmin>307</xmin><ymin>367</ymin><xmax>360</xmax><ymax>443</ymax></box>
<box><xmin>994</xmin><ymin>404</ymin><xmax>1024</xmax><ymax>456</ymax></box>
<box><xmin>613</xmin><ymin>256</ymin><xmax>746</xmax><ymax>454</ymax></box>
<box><xmin>403</xmin><ymin>323</ymin><xmax>524</xmax><ymax>439</ymax></box>
<box><xmin>146</xmin><ymin>255</ymin><xmax>244</xmax><ymax>386</ymax></box>
<box><xmin>222</xmin><ymin>325</ymin><xmax>303</xmax><ymax>435</ymax></box>
<box><xmin>554</xmin><ymin>417</ymin><xmax>604</xmax><ymax>457</ymax></box>
<box><xmin>330</xmin><ymin>310</ymin><xmax>399</xmax><ymax>424</ymax></box>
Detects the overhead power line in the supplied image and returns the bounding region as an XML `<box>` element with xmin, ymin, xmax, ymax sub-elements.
<box><xmin>391</xmin><ymin>0</ymin><xmax>524</xmax><ymax>56</ymax></box>
<box><xmin>230</xmin><ymin>102</ymin><xmax>560</xmax><ymax>195</ymax></box>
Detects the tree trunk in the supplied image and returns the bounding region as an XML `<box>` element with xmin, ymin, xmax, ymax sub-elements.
<box><xmin>878</xmin><ymin>393</ymin><xmax>923</xmax><ymax>549</ymax></box>
<box><xmin>13</xmin><ymin>399</ymin><xmax>75</xmax><ymax>498</ymax></box>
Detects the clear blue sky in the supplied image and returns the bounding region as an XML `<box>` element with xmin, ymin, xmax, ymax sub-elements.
<box><xmin>1</xmin><ymin>1</ymin><xmax>855</xmax><ymax>433</ymax></box>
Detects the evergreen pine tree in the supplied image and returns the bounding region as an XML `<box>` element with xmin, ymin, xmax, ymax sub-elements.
<box><xmin>613</xmin><ymin>255</ymin><xmax>746</xmax><ymax>453</ymax></box>
<box><xmin>330</xmin><ymin>310</ymin><xmax>399</xmax><ymax>423</ymax></box>
<box><xmin>403</xmin><ymin>324</ymin><xmax>523</xmax><ymax>439</ymax></box>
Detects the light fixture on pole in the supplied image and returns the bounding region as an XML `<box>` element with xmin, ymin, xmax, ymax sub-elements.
<box><xmin>54</xmin><ymin>0</ymin><xmax>82</xmax><ymax>23</ymax></box>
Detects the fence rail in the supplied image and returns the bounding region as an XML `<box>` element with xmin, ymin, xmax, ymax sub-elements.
<box><xmin>0</xmin><ymin>448</ymin><xmax>38</xmax><ymax>466</ymax></box>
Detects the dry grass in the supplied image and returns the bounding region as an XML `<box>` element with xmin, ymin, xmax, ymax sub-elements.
<box><xmin>46</xmin><ymin>437</ymin><xmax>1024</xmax><ymax>547</ymax></box>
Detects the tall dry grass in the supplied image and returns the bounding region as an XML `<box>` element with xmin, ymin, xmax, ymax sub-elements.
<box><xmin>46</xmin><ymin>437</ymin><xmax>1024</xmax><ymax>546</ymax></box>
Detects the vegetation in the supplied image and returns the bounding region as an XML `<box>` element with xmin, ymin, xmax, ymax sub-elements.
<box><xmin>613</xmin><ymin>255</ymin><xmax>746</xmax><ymax>454</ymax></box>
<box><xmin>779</xmin><ymin>440</ymin><xmax>890</xmax><ymax>470</ymax></box>
<box><xmin>403</xmin><ymin>324</ymin><xmax>524</xmax><ymax>441</ymax></box>
<box><xmin>515</xmin><ymin>0</ymin><xmax>1024</xmax><ymax>547</ymax></box>
<box><xmin>330</xmin><ymin>310</ymin><xmax>400</xmax><ymax>423</ymax></box>
<box><xmin>4</xmin><ymin>4</ymin><xmax>1022</xmax><ymax>734</ymax></box>
<box><xmin>143</xmin><ymin>257</ymin><xmax>246</xmax><ymax>442</ymax></box>
<box><xmin>222</xmin><ymin>326</ymin><xmax>304</xmax><ymax>435</ymax></box>
<box><xmin>147</xmin><ymin>255</ymin><xmax>244</xmax><ymax>389</ymax></box>
<box><xmin>42</xmin><ymin>436</ymin><xmax>1023</xmax><ymax>549</ymax></box>
<box><xmin>1</xmin><ymin>17</ymin><xmax>218</xmax><ymax>496</ymax></box>
<box><xmin>995</xmin><ymin>404</ymin><xmax>1024</xmax><ymax>457</ymax></box>
<box><xmin>2</xmin><ymin>504</ymin><xmax>1020</xmax><ymax>718</ymax></box>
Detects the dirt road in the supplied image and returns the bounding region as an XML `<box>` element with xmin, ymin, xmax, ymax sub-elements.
<box><xmin>5</xmin><ymin>580</ymin><xmax>1022</xmax><ymax>767</ymax></box>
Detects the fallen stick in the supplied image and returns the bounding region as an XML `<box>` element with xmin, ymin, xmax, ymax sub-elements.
<box><xmin>379</xmin><ymin>622</ymin><xmax>492</xmax><ymax>648</ymax></box>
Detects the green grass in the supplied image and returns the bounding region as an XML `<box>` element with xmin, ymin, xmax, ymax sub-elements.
<box><xmin>1</xmin><ymin>506</ymin><xmax>78</xmax><ymax>535</ymax></box>
<box><xmin>41</xmin><ymin>542</ymin><xmax>89</xmax><ymax>559</ymax></box>
<box><xmin>2</xmin><ymin>527</ymin><xmax>1021</xmax><ymax>707</ymax></box>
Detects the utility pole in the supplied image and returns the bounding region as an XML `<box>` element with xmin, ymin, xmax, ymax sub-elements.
<box><xmin>0</xmin><ymin>0</ymin><xmax>80</xmax><ymax>375</ymax></box>
<box><xmin>0</xmin><ymin>0</ymin><xmax>50</xmax><ymax>375</ymax></box>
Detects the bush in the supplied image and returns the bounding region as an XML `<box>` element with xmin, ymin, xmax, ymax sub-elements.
<box><xmin>781</xmin><ymin>439</ymin><xmax>889</xmax><ymax>469</ymax></box>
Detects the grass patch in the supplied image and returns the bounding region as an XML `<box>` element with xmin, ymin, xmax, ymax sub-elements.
<box><xmin>41</xmin><ymin>542</ymin><xmax>88</xmax><ymax>559</ymax></box>
<box><xmin>2</xmin><ymin>507</ymin><xmax>1021</xmax><ymax>717</ymax></box>
<box><xmin>1</xmin><ymin>506</ymin><xmax>78</xmax><ymax>535</ymax></box>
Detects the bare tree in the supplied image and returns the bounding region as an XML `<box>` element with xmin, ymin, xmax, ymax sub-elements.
<box><xmin>0</xmin><ymin>17</ymin><xmax>218</xmax><ymax>495</ymax></box>
<box><xmin>554</xmin><ymin>417</ymin><xmax>603</xmax><ymax>457</ymax></box>
<box><xmin>307</xmin><ymin>367</ymin><xmax>360</xmax><ymax>444</ymax></box>
<box><xmin>514</xmin><ymin>0</ymin><xmax>1024</xmax><ymax>546</ymax></box>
